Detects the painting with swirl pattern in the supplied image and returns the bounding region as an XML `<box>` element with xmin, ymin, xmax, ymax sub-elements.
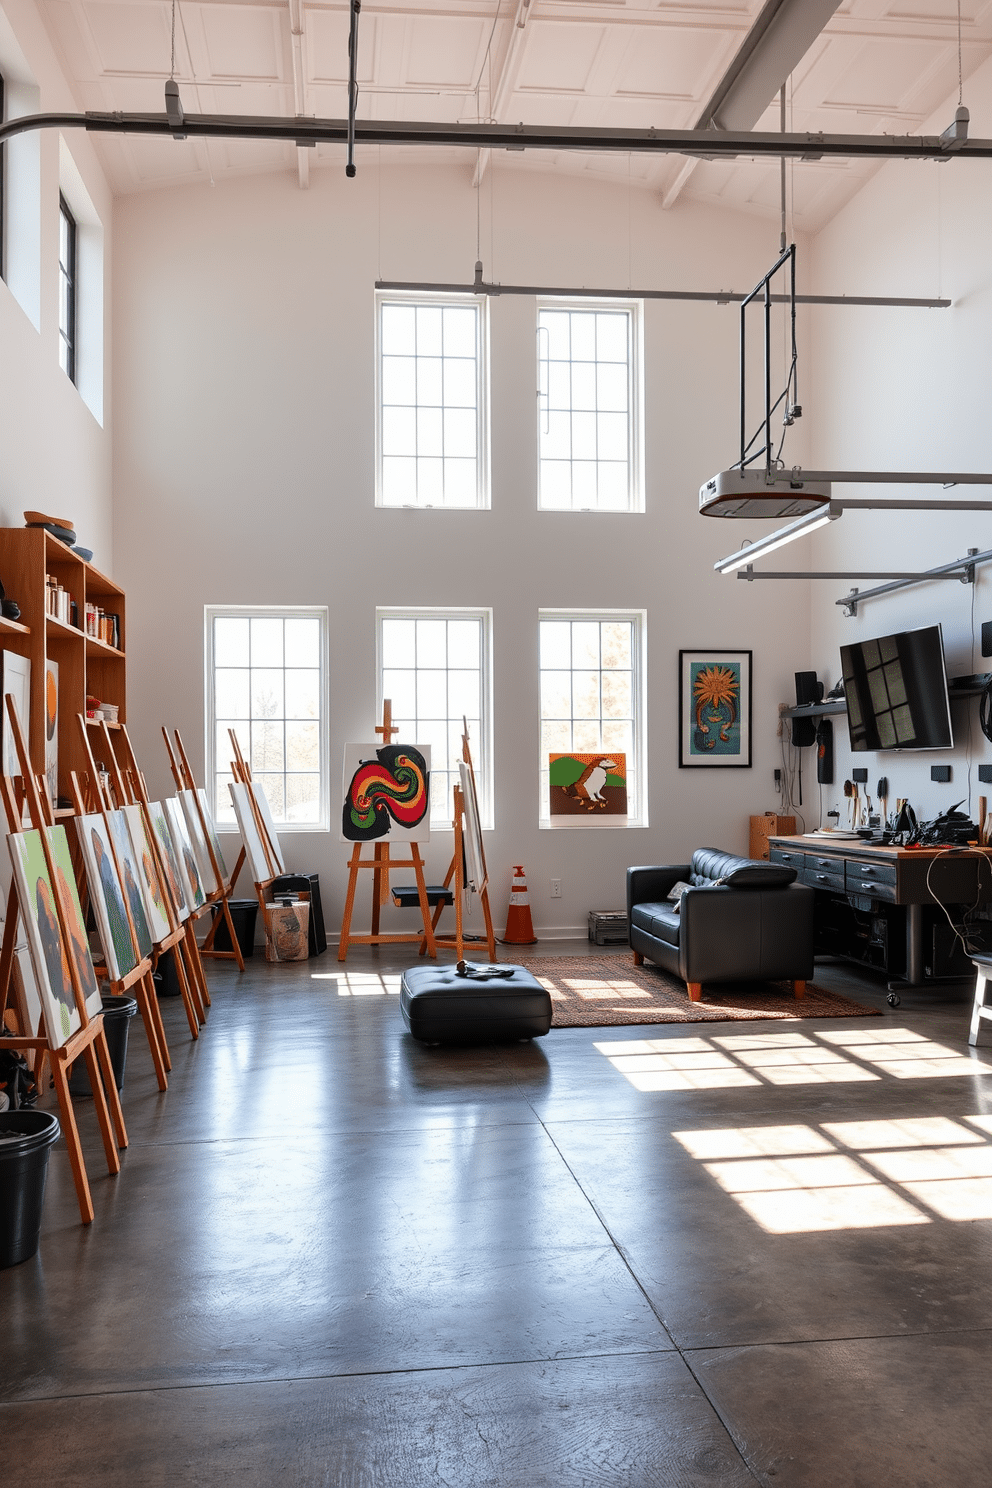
<box><xmin>340</xmin><ymin>743</ymin><xmax>431</xmax><ymax>844</ymax></box>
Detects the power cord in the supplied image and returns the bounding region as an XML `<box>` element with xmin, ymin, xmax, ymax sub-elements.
<box><xmin>924</xmin><ymin>847</ymin><xmax>991</xmax><ymax>959</ymax></box>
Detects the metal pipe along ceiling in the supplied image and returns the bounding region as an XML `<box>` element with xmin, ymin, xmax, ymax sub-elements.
<box><xmin>1</xmin><ymin>112</ymin><xmax>990</xmax><ymax>161</ymax></box>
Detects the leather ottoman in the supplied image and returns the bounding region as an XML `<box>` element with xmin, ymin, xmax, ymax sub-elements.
<box><xmin>400</xmin><ymin>963</ymin><xmax>553</xmax><ymax>1044</ymax></box>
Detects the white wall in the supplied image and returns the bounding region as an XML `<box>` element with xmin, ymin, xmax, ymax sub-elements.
<box><xmin>808</xmin><ymin>59</ymin><xmax>992</xmax><ymax>833</ymax></box>
<box><xmin>113</xmin><ymin>160</ymin><xmax>814</xmax><ymax>936</ymax></box>
<box><xmin>0</xmin><ymin>0</ymin><xmax>112</xmax><ymax>551</ymax></box>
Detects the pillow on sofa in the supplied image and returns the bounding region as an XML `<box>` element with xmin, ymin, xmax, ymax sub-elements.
<box><xmin>718</xmin><ymin>862</ymin><xmax>796</xmax><ymax>888</ymax></box>
<box><xmin>691</xmin><ymin>848</ymin><xmax>797</xmax><ymax>889</ymax></box>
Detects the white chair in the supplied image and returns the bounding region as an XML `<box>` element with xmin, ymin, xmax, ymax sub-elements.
<box><xmin>968</xmin><ymin>955</ymin><xmax>992</xmax><ymax>1046</ymax></box>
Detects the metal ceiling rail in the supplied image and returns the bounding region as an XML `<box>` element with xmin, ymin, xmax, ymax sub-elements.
<box><xmin>2</xmin><ymin>111</ymin><xmax>992</xmax><ymax>162</ymax></box>
<box><xmin>375</xmin><ymin>279</ymin><xmax>949</xmax><ymax>309</ymax></box>
<box><xmin>833</xmin><ymin>547</ymin><xmax>992</xmax><ymax>616</ymax></box>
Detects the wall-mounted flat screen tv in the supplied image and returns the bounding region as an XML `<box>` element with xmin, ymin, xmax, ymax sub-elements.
<box><xmin>839</xmin><ymin>623</ymin><xmax>953</xmax><ymax>752</ymax></box>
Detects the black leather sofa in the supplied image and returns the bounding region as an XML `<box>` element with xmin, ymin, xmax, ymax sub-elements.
<box><xmin>626</xmin><ymin>848</ymin><xmax>815</xmax><ymax>1002</ymax></box>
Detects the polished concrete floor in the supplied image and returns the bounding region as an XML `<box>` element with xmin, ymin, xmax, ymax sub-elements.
<box><xmin>4</xmin><ymin>941</ymin><xmax>992</xmax><ymax>1485</ymax></box>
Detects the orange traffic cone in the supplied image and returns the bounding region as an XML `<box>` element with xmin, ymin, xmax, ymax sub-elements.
<box><xmin>500</xmin><ymin>864</ymin><xmax>538</xmax><ymax>945</ymax></box>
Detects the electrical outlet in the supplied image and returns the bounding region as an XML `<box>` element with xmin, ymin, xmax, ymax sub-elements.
<box><xmin>550</xmin><ymin>878</ymin><xmax>562</xmax><ymax>898</ymax></box>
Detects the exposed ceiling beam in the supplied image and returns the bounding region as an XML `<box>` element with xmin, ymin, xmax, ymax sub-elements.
<box><xmin>664</xmin><ymin>0</ymin><xmax>842</xmax><ymax>209</ymax></box>
<box><xmin>473</xmin><ymin>0</ymin><xmax>535</xmax><ymax>189</ymax></box>
<box><xmin>2</xmin><ymin>112</ymin><xmax>986</xmax><ymax>161</ymax></box>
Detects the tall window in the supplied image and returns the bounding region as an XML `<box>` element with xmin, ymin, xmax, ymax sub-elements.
<box><xmin>377</xmin><ymin>609</ymin><xmax>492</xmax><ymax>828</ymax></box>
<box><xmin>539</xmin><ymin>611</ymin><xmax>646</xmax><ymax>824</ymax></box>
<box><xmin>58</xmin><ymin>193</ymin><xmax>76</xmax><ymax>382</ymax></box>
<box><xmin>376</xmin><ymin>294</ymin><xmax>488</xmax><ymax>508</ymax></box>
<box><xmin>205</xmin><ymin>607</ymin><xmax>328</xmax><ymax>831</ymax></box>
<box><xmin>537</xmin><ymin>301</ymin><xmax>642</xmax><ymax>512</ymax></box>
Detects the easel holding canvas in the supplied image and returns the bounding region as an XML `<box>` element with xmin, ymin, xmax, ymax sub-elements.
<box><xmin>103</xmin><ymin>722</ymin><xmax>210</xmax><ymax>1036</ymax></box>
<box><xmin>419</xmin><ymin>719</ymin><xmax>496</xmax><ymax>961</ymax></box>
<box><xmin>163</xmin><ymin>728</ymin><xmax>246</xmax><ymax>972</ymax></box>
<box><xmin>226</xmin><ymin>730</ymin><xmax>284</xmax><ymax>947</ymax></box>
<box><xmin>71</xmin><ymin>717</ymin><xmax>171</xmax><ymax>1091</ymax></box>
<box><xmin>0</xmin><ymin>696</ymin><xmax>128</xmax><ymax>1225</ymax></box>
<box><xmin>337</xmin><ymin>701</ymin><xmax>436</xmax><ymax>962</ymax></box>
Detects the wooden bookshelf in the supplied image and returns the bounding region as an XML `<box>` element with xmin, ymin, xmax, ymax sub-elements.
<box><xmin>0</xmin><ymin>529</ymin><xmax>126</xmax><ymax>805</ymax></box>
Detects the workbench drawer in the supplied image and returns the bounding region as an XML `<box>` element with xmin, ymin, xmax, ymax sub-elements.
<box><xmin>803</xmin><ymin>865</ymin><xmax>846</xmax><ymax>893</ymax></box>
<box><xmin>770</xmin><ymin>849</ymin><xmax>805</xmax><ymax>870</ymax></box>
<box><xmin>846</xmin><ymin>859</ymin><xmax>897</xmax><ymax>889</ymax></box>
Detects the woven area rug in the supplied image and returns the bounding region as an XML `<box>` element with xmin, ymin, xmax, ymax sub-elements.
<box><xmin>527</xmin><ymin>955</ymin><xmax>880</xmax><ymax>1028</ymax></box>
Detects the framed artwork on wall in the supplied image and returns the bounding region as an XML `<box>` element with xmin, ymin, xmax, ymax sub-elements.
<box><xmin>679</xmin><ymin>650</ymin><xmax>752</xmax><ymax>769</ymax></box>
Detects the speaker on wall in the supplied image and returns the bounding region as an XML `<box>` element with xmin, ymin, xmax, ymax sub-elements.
<box><xmin>816</xmin><ymin>718</ymin><xmax>834</xmax><ymax>784</ymax></box>
<box><xmin>791</xmin><ymin>671</ymin><xmax>821</xmax><ymax>748</ymax></box>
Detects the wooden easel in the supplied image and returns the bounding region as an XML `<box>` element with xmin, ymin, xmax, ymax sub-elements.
<box><xmin>0</xmin><ymin>695</ymin><xmax>128</xmax><ymax>1225</ymax></box>
<box><xmin>337</xmin><ymin>701</ymin><xmax>436</xmax><ymax>962</ymax></box>
<box><xmin>106</xmin><ymin>723</ymin><xmax>210</xmax><ymax>1035</ymax></box>
<box><xmin>419</xmin><ymin>721</ymin><xmax>497</xmax><ymax>961</ymax></box>
<box><xmin>71</xmin><ymin>718</ymin><xmax>170</xmax><ymax>1091</ymax></box>
<box><xmin>163</xmin><ymin>728</ymin><xmax>246</xmax><ymax>972</ymax></box>
<box><xmin>226</xmin><ymin>731</ymin><xmax>281</xmax><ymax>947</ymax></box>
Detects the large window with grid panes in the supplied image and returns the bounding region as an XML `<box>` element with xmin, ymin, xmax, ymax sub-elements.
<box><xmin>537</xmin><ymin>300</ymin><xmax>643</xmax><ymax>512</ymax></box>
<box><xmin>538</xmin><ymin>610</ymin><xmax>646</xmax><ymax>826</ymax></box>
<box><xmin>205</xmin><ymin>606</ymin><xmax>328</xmax><ymax>832</ymax></box>
<box><xmin>58</xmin><ymin>193</ymin><xmax>76</xmax><ymax>383</ymax></box>
<box><xmin>376</xmin><ymin>293</ymin><xmax>489</xmax><ymax>509</ymax></box>
<box><xmin>376</xmin><ymin>609</ymin><xmax>493</xmax><ymax>828</ymax></box>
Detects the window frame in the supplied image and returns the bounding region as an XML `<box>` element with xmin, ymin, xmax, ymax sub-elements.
<box><xmin>0</xmin><ymin>71</ymin><xmax>5</xmax><ymax>283</ymax></box>
<box><xmin>375</xmin><ymin>606</ymin><xmax>494</xmax><ymax>830</ymax></box>
<box><xmin>537</xmin><ymin>607</ymin><xmax>648</xmax><ymax>829</ymax></box>
<box><xmin>58</xmin><ymin>191</ymin><xmax>76</xmax><ymax>383</ymax></box>
<box><xmin>536</xmin><ymin>297</ymin><xmax>645</xmax><ymax>514</ymax></box>
<box><xmin>374</xmin><ymin>290</ymin><xmax>491</xmax><ymax>510</ymax></box>
<box><xmin>204</xmin><ymin>604</ymin><xmax>330</xmax><ymax>835</ymax></box>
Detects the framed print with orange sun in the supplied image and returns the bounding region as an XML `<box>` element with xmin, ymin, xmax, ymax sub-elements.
<box><xmin>679</xmin><ymin>650</ymin><xmax>752</xmax><ymax>768</ymax></box>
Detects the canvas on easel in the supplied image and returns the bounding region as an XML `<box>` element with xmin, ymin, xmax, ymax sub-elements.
<box><xmin>179</xmin><ymin>789</ymin><xmax>220</xmax><ymax>896</ymax></box>
<box><xmin>76</xmin><ymin>813</ymin><xmax>139</xmax><ymax>984</ymax></box>
<box><xmin>341</xmin><ymin>743</ymin><xmax>431</xmax><ymax>844</ymax></box>
<box><xmin>148</xmin><ymin>802</ymin><xmax>190</xmax><ymax>922</ymax></box>
<box><xmin>123</xmin><ymin>802</ymin><xmax>171</xmax><ymax>943</ymax></box>
<box><xmin>250</xmin><ymin>782</ymin><xmax>285</xmax><ymax>875</ymax></box>
<box><xmin>0</xmin><ymin>697</ymin><xmax>128</xmax><ymax>1225</ymax></box>
<box><xmin>337</xmin><ymin>703</ymin><xmax>437</xmax><ymax>962</ymax></box>
<box><xmin>165</xmin><ymin>797</ymin><xmax>206</xmax><ymax>911</ymax></box>
<box><xmin>107</xmin><ymin>809</ymin><xmax>154</xmax><ymax>960</ymax></box>
<box><xmin>8</xmin><ymin>827</ymin><xmax>102</xmax><ymax>1047</ymax></box>
<box><xmin>230</xmin><ymin>781</ymin><xmax>271</xmax><ymax>884</ymax></box>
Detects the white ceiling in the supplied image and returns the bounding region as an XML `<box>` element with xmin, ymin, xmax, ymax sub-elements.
<box><xmin>38</xmin><ymin>0</ymin><xmax>992</xmax><ymax>228</ymax></box>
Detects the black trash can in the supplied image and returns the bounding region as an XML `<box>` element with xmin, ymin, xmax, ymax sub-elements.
<box><xmin>154</xmin><ymin>948</ymin><xmax>182</xmax><ymax>997</ymax></box>
<box><xmin>0</xmin><ymin>1110</ymin><xmax>61</xmax><ymax>1268</ymax></box>
<box><xmin>212</xmin><ymin>899</ymin><xmax>258</xmax><ymax>959</ymax></box>
<box><xmin>68</xmin><ymin>996</ymin><xmax>138</xmax><ymax>1096</ymax></box>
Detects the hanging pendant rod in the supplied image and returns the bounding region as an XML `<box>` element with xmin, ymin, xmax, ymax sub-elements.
<box><xmin>1</xmin><ymin>111</ymin><xmax>992</xmax><ymax>162</ymax></box>
<box><xmin>374</xmin><ymin>279</ymin><xmax>948</xmax><ymax>309</ymax></box>
<box><xmin>737</xmin><ymin>568</ymin><xmax>963</xmax><ymax>581</ymax></box>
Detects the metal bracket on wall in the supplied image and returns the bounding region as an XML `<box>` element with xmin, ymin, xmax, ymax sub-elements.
<box><xmin>836</xmin><ymin>547</ymin><xmax>991</xmax><ymax>616</ymax></box>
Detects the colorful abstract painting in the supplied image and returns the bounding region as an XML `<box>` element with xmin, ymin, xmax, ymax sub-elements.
<box><xmin>340</xmin><ymin>744</ymin><xmax>431</xmax><ymax>844</ymax></box>
<box><xmin>679</xmin><ymin>650</ymin><xmax>752</xmax><ymax>768</ymax></box>
<box><xmin>549</xmin><ymin>753</ymin><xmax>627</xmax><ymax>818</ymax></box>
<box><xmin>45</xmin><ymin>658</ymin><xmax>58</xmax><ymax>807</ymax></box>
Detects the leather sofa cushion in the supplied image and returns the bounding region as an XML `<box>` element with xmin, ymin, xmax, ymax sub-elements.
<box><xmin>690</xmin><ymin>847</ymin><xmax>796</xmax><ymax>889</ymax></box>
<box><xmin>630</xmin><ymin>901</ymin><xmax>681</xmax><ymax>947</ymax></box>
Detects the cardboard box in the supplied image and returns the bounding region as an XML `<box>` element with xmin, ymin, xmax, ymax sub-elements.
<box><xmin>749</xmin><ymin>813</ymin><xmax>797</xmax><ymax>860</ymax></box>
